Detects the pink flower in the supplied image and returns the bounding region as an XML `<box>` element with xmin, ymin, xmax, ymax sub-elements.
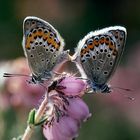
<box><xmin>1</xmin><ymin>58</ymin><xmax>45</xmax><ymax>108</ymax></box>
<box><xmin>67</xmin><ymin>97</ymin><xmax>91</xmax><ymax>122</ymax></box>
<box><xmin>43</xmin><ymin>76</ymin><xmax>91</xmax><ymax>140</ymax></box>
<box><xmin>57</xmin><ymin>76</ymin><xmax>87</xmax><ymax>96</ymax></box>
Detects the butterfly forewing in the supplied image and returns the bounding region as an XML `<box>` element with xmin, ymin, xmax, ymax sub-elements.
<box><xmin>75</xmin><ymin>26</ymin><xmax>126</xmax><ymax>85</ymax></box>
<box><xmin>22</xmin><ymin>16</ymin><xmax>65</xmax><ymax>80</ymax></box>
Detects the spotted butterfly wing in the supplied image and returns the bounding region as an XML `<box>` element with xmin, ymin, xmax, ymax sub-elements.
<box><xmin>22</xmin><ymin>16</ymin><xmax>65</xmax><ymax>83</ymax></box>
<box><xmin>74</xmin><ymin>26</ymin><xmax>127</xmax><ymax>93</ymax></box>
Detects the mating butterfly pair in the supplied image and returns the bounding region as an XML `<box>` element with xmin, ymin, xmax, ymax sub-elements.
<box><xmin>21</xmin><ymin>16</ymin><xmax>127</xmax><ymax>93</ymax></box>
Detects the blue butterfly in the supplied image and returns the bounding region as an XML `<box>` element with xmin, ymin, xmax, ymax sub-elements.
<box><xmin>73</xmin><ymin>26</ymin><xmax>127</xmax><ymax>93</ymax></box>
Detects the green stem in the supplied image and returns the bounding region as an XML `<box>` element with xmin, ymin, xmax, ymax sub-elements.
<box><xmin>22</xmin><ymin>95</ymin><xmax>48</xmax><ymax>140</ymax></box>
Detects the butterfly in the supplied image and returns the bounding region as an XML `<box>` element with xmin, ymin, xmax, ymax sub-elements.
<box><xmin>73</xmin><ymin>26</ymin><xmax>127</xmax><ymax>93</ymax></box>
<box><xmin>22</xmin><ymin>16</ymin><xmax>69</xmax><ymax>84</ymax></box>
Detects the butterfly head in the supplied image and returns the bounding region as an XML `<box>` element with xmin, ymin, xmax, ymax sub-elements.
<box><xmin>88</xmin><ymin>80</ymin><xmax>111</xmax><ymax>94</ymax></box>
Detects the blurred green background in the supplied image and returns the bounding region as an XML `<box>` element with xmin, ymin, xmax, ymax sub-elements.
<box><xmin>0</xmin><ymin>0</ymin><xmax>140</xmax><ymax>140</ymax></box>
<box><xmin>1</xmin><ymin>0</ymin><xmax>140</xmax><ymax>60</ymax></box>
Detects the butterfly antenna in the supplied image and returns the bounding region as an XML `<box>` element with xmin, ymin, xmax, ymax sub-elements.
<box><xmin>76</xmin><ymin>77</ymin><xmax>88</xmax><ymax>81</ymax></box>
<box><xmin>113</xmin><ymin>86</ymin><xmax>133</xmax><ymax>92</ymax></box>
<box><xmin>53</xmin><ymin>70</ymin><xmax>63</xmax><ymax>76</ymax></box>
<box><xmin>3</xmin><ymin>72</ymin><xmax>31</xmax><ymax>78</ymax></box>
<box><xmin>71</xmin><ymin>71</ymin><xmax>81</xmax><ymax>77</ymax></box>
<box><xmin>112</xmin><ymin>86</ymin><xmax>135</xmax><ymax>101</ymax></box>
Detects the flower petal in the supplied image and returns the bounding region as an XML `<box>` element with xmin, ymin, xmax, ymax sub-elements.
<box><xmin>67</xmin><ymin>98</ymin><xmax>91</xmax><ymax>122</ymax></box>
<box><xmin>57</xmin><ymin>116</ymin><xmax>79</xmax><ymax>138</ymax></box>
<box><xmin>43</xmin><ymin>125</ymin><xmax>54</xmax><ymax>140</ymax></box>
<box><xmin>59</xmin><ymin>77</ymin><xmax>86</xmax><ymax>96</ymax></box>
<box><xmin>43</xmin><ymin>121</ymin><xmax>72</xmax><ymax>140</ymax></box>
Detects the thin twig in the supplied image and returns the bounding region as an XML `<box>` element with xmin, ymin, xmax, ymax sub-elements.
<box><xmin>35</xmin><ymin>95</ymin><xmax>48</xmax><ymax>123</ymax></box>
<box><xmin>21</xmin><ymin>126</ymin><xmax>34</xmax><ymax>140</ymax></box>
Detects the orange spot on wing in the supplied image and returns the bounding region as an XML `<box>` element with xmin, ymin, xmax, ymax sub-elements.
<box><xmin>93</xmin><ymin>39</ymin><xmax>99</xmax><ymax>46</ymax></box>
<box><xmin>85</xmin><ymin>47</ymin><xmax>90</xmax><ymax>52</ymax></box>
<box><xmin>113</xmin><ymin>49</ymin><xmax>118</xmax><ymax>56</ymax></box>
<box><xmin>26</xmin><ymin>36</ymin><xmax>33</xmax><ymax>49</ymax></box>
<box><xmin>109</xmin><ymin>41</ymin><xmax>115</xmax><ymax>50</ymax></box>
<box><xmin>100</xmin><ymin>37</ymin><xmax>105</xmax><ymax>44</ymax></box>
<box><xmin>81</xmin><ymin>48</ymin><xmax>87</xmax><ymax>55</ymax></box>
<box><xmin>25</xmin><ymin>43</ymin><xmax>30</xmax><ymax>49</ymax></box>
<box><xmin>43</xmin><ymin>32</ymin><xmax>50</xmax><ymax>40</ymax></box>
<box><xmin>88</xmin><ymin>43</ymin><xmax>94</xmax><ymax>50</ymax></box>
<box><xmin>105</xmin><ymin>38</ymin><xmax>109</xmax><ymax>44</ymax></box>
<box><xmin>47</xmin><ymin>34</ymin><xmax>60</xmax><ymax>49</ymax></box>
<box><xmin>25</xmin><ymin>30</ymin><xmax>60</xmax><ymax>50</ymax></box>
<box><xmin>36</xmin><ymin>31</ymin><xmax>43</xmax><ymax>37</ymax></box>
<box><xmin>54</xmin><ymin>43</ymin><xmax>60</xmax><ymax>49</ymax></box>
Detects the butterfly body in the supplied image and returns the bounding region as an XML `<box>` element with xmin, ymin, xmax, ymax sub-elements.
<box><xmin>22</xmin><ymin>16</ymin><xmax>68</xmax><ymax>84</ymax></box>
<box><xmin>86</xmin><ymin>80</ymin><xmax>110</xmax><ymax>93</ymax></box>
<box><xmin>74</xmin><ymin>26</ymin><xmax>127</xmax><ymax>93</ymax></box>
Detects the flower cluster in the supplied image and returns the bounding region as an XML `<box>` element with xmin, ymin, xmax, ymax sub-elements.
<box><xmin>42</xmin><ymin>76</ymin><xmax>91</xmax><ymax>140</ymax></box>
